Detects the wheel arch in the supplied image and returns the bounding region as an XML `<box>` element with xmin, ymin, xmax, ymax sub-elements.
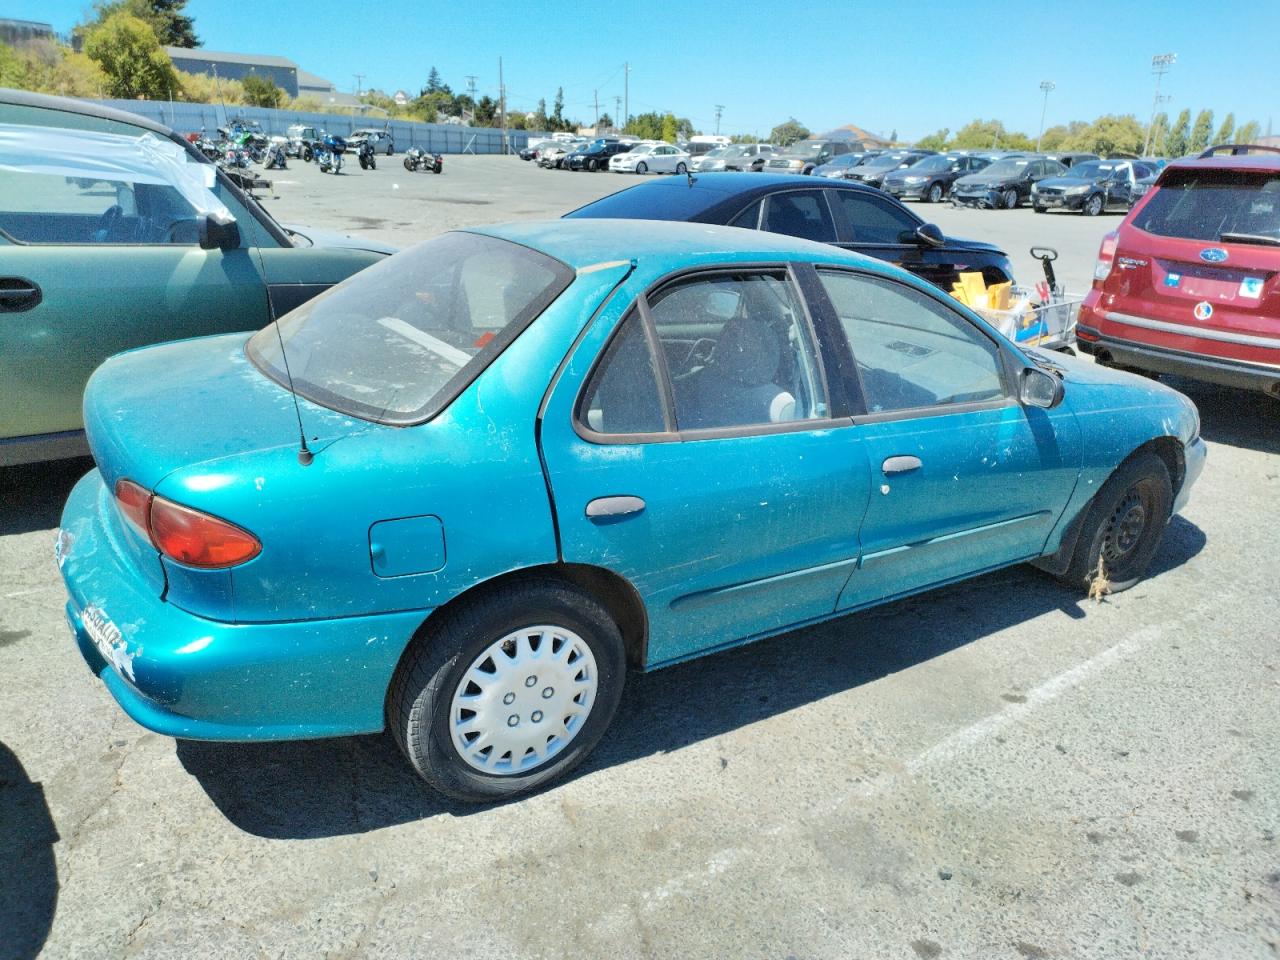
<box><xmin>385</xmin><ymin>563</ymin><xmax>649</xmax><ymax>713</ymax></box>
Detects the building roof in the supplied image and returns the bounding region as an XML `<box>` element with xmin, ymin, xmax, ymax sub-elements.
<box><xmin>820</xmin><ymin>124</ymin><xmax>891</xmax><ymax>147</ymax></box>
<box><xmin>297</xmin><ymin>70</ymin><xmax>335</xmax><ymax>91</ymax></box>
<box><xmin>162</xmin><ymin>47</ymin><xmax>298</xmax><ymax>69</ymax></box>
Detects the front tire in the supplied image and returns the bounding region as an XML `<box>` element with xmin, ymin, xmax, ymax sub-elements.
<box><xmin>1002</xmin><ymin>188</ymin><xmax>1019</xmax><ymax>209</ymax></box>
<box><xmin>1083</xmin><ymin>194</ymin><xmax>1104</xmax><ymax>217</ymax></box>
<box><xmin>1060</xmin><ymin>452</ymin><xmax>1173</xmax><ymax>595</ymax></box>
<box><xmin>635</xmin><ymin>161</ymin><xmax>648</xmax><ymax>175</ymax></box>
<box><xmin>1034</xmin><ymin>204</ymin><xmax>1047</xmax><ymax>213</ymax></box>
<box><xmin>927</xmin><ymin>182</ymin><xmax>944</xmax><ymax>203</ymax></box>
<box><xmin>388</xmin><ymin>579</ymin><xmax>627</xmax><ymax>802</ymax></box>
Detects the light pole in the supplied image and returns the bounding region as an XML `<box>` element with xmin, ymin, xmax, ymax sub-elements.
<box><xmin>1143</xmin><ymin>53</ymin><xmax>1176</xmax><ymax>156</ymax></box>
<box><xmin>714</xmin><ymin>104</ymin><xmax>723</xmax><ymax>136</ymax></box>
<box><xmin>1036</xmin><ymin>80</ymin><xmax>1055</xmax><ymax>151</ymax></box>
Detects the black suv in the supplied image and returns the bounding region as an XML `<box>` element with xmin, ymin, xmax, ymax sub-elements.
<box><xmin>565</xmin><ymin>172</ymin><xmax>1015</xmax><ymax>291</ymax></box>
<box><xmin>1031</xmin><ymin>159</ymin><xmax>1157</xmax><ymax>216</ymax></box>
<box><xmin>951</xmin><ymin>156</ymin><xmax>1066</xmax><ymax>209</ymax></box>
<box><xmin>566</xmin><ymin>139</ymin><xmax>631</xmax><ymax>172</ymax></box>
<box><xmin>883</xmin><ymin>153</ymin><xmax>991</xmax><ymax>202</ymax></box>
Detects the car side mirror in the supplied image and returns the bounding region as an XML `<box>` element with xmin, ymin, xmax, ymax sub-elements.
<box><xmin>1020</xmin><ymin>366</ymin><xmax>1064</xmax><ymax>409</ymax></box>
<box><xmin>199</xmin><ymin>211</ymin><xmax>241</xmax><ymax>251</ymax></box>
<box><xmin>915</xmin><ymin>223</ymin><xmax>945</xmax><ymax>248</ymax></box>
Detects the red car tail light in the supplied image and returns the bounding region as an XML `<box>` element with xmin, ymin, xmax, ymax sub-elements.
<box><xmin>148</xmin><ymin>497</ymin><xmax>262</xmax><ymax>568</ymax></box>
<box><xmin>1093</xmin><ymin>230</ymin><xmax>1118</xmax><ymax>283</ymax></box>
<box><xmin>114</xmin><ymin>478</ymin><xmax>152</xmax><ymax>541</ymax></box>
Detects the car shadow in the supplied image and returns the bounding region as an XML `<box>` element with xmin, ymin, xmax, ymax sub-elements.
<box><xmin>177</xmin><ymin>515</ymin><xmax>1205</xmax><ymax>839</ymax></box>
<box><xmin>0</xmin><ymin>458</ymin><xmax>94</xmax><ymax>536</ymax></box>
<box><xmin>1164</xmin><ymin>377</ymin><xmax>1279</xmax><ymax>455</ymax></box>
<box><xmin>0</xmin><ymin>742</ymin><xmax>60</xmax><ymax>960</ymax></box>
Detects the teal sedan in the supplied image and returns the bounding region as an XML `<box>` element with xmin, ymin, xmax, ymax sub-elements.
<box><xmin>0</xmin><ymin>89</ymin><xmax>392</xmax><ymax>466</ymax></box>
<box><xmin>59</xmin><ymin>219</ymin><xmax>1203</xmax><ymax>802</ymax></box>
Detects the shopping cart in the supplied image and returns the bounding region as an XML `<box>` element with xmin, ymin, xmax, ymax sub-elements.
<box><xmin>972</xmin><ymin>246</ymin><xmax>1081</xmax><ymax>352</ymax></box>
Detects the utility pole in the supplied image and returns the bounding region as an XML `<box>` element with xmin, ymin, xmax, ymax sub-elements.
<box><xmin>498</xmin><ymin>56</ymin><xmax>507</xmax><ymax>154</ymax></box>
<box><xmin>1035</xmin><ymin>80</ymin><xmax>1055</xmax><ymax>151</ymax></box>
<box><xmin>623</xmin><ymin>62</ymin><xmax>629</xmax><ymax>131</ymax></box>
<box><xmin>1143</xmin><ymin>53</ymin><xmax>1177</xmax><ymax>156</ymax></box>
<box><xmin>465</xmin><ymin>74</ymin><xmax>478</xmax><ymax>118</ymax></box>
<box><xmin>714</xmin><ymin>104</ymin><xmax>723</xmax><ymax>136</ymax></box>
<box><xmin>614</xmin><ymin>95</ymin><xmax>621</xmax><ymax>128</ymax></box>
<box><xmin>594</xmin><ymin>89</ymin><xmax>599</xmax><ymax>129</ymax></box>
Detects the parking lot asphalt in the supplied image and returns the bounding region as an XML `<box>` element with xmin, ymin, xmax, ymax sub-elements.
<box><xmin>2</xmin><ymin>157</ymin><xmax>1278</xmax><ymax>960</ymax></box>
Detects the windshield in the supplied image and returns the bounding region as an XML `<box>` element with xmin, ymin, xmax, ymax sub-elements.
<box><xmin>702</xmin><ymin>146</ymin><xmax>727</xmax><ymax>159</ymax></box>
<box><xmin>722</xmin><ymin>145</ymin><xmax>748</xmax><ymax>158</ymax></box>
<box><xmin>1132</xmin><ymin>169</ymin><xmax>1280</xmax><ymax>242</ymax></box>
<box><xmin>628</xmin><ymin>144</ymin><xmax>654</xmax><ymax>155</ymax></box>
<box><xmin>862</xmin><ymin>154</ymin><xmax>910</xmax><ymax>171</ymax></box>
<box><xmin>247</xmin><ymin>232</ymin><xmax>574</xmax><ymax>424</ymax></box>
<box><xmin>1066</xmin><ymin>161</ymin><xmax>1121</xmax><ymax>180</ymax></box>
<box><xmin>907</xmin><ymin>155</ymin><xmax>950</xmax><ymax>173</ymax></box>
<box><xmin>982</xmin><ymin>159</ymin><xmax>1030</xmax><ymax>177</ymax></box>
<box><xmin>782</xmin><ymin>141</ymin><xmax>826</xmax><ymax>156</ymax></box>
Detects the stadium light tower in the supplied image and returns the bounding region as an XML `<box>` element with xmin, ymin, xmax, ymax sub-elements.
<box><xmin>1143</xmin><ymin>53</ymin><xmax>1177</xmax><ymax>156</ymax></box>
<box><xmin>1036</xmin><ymin>80</ymin><xmax>1056</xmax><ymax>151</ymax></box>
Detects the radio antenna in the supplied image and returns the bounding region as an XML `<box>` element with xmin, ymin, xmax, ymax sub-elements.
<box><xmin>253</xmin><ymin>245</ymin><xmax>313</xmax><ymax>465</ymax></box>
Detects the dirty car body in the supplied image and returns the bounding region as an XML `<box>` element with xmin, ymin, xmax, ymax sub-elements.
<box><xmin>59</xmin><ymin>219</ymin><xmax>1205</xmax><ymax>800</ymax></box>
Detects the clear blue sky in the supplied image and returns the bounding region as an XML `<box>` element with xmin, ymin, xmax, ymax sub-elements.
<box><xmin>15</xmin><ymin>0</ymin><xmax>1279</xmax><ymax>139</ymax></box>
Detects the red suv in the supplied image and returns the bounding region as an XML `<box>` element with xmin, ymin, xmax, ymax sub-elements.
<box><xmin>1078</xmin><ymin>145</ymin><xmax>1280</xmax><ymax>398</ymax></box>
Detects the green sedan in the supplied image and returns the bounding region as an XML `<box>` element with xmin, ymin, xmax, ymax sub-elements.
<box><xmin>0</xmin><ymin>90</ymin><xmax>394</xmax><ymax>466</ymax></box>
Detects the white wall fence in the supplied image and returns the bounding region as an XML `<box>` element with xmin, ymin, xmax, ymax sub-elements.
<box><xmin>90</xmin><ymin>99</ymin><xmax>544</xmax><ymax>154</ymax></box>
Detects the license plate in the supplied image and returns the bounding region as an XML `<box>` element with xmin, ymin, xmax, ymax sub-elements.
<box><xmin>82</xmin><ymin>604</ymin><xmax>139</xmax><ymax>681</ymax></box>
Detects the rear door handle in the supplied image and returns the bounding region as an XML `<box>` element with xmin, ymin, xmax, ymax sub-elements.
<box><xmin>882</xmin><ymin>455</ymin><xmax>922</xmax><ymax>474</ymax></box>
<box><xmin>0</xmin><ymin>277</ymin><xmax>41</xmax><ymax>313</ymax></box>
<box><xmin>585</xmin><ymin>495</ymin><xmax>646</xmax><ymax>519</ymax></box>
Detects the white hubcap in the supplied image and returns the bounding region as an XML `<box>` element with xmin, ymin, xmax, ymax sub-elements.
<box><xmin>449</xmin><ymin>625</ymin><xmax>598</xmax><ymax>775</ymax></box>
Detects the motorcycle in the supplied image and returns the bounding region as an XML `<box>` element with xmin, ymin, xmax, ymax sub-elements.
<box><xmin>356</xmin><ymin>139</ymin><xmax>377</xmax><ymax>171</ymax></box>
<box><xmin>263</xmin><ymin>142</ymin><xmax>288</xmax><ymax>170</ymax></box>
<box><xmin>316</xmin><ymin>134</ymin><xmax>347</xmax><ymax>174</ymax></box>
<box><xmin>402</xmin><ymin>146</ymin><xmax>443</xmax><ymax>174</ymax></box>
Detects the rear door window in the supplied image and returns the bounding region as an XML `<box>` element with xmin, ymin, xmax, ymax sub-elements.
<box><xmin>759</xmin><ymin>190</ymin><xmax>836</xmax><ymax>242</ymax></box>
<box><xmin>1132</xmin><ymin>170</ymin><xmax>1280</xmax><ymax>242</ymax></box>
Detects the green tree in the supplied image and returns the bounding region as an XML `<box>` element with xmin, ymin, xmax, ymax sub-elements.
<box><xmin>83</xmin><ymin>12</ymin><xmax>179</xmax><ymax>99</ymax></box>
<box><xmin>425</xmin><ymin>66</ymin><xmax>446</xmax><ymax>94</ymax></box>
<box><xmin>1062</xmin><ymin>114</ymin><xmax>1144</xmax><ymax>155</ymax></box>
<box><xmin>241</xmin><ymin>73</ymin><xmax>282</xmax><ymax>108</ymax></box>
<box><xmin>950</xmin><ymin>119</ymin><xmax>1031</xmax><ymax>150</ymax></box>
<box><xmin>532</xmin><ymin>97</ymin><xmax>548</xmax><ymax>131</ymax></box>
<box><xmin>597</xmin><ymin>111</ymin><xmax>613</xmax><ymax>129</ymax></box>
<box><xmin>1188</xmin><ymin>109</ymin><xmax>1214</xmax><ymax>154</ymax></box>
<box><xmin>1213</xmin><ymin>112</ymin><xmax>1235</xmax><ymax>146</ymax></box>
<box><xmin>1146</xmin><ymin>112</ymin><xmax>1169</xmax><ymax>155</ymax></box>
<box><xmin>1165</xmin><ymin>108</ymin><xmax>1191</xmax><ymax>157</ymax></box>
<box><xmin>1235</xmin><ymin>120</ymin><xmax>1261</xmax><ymax>144</ymax></box>
<box><xmin>473</xmin><ymin>94</ymin><xmax>497</xmax><ymax>126</ymax></box>
<box><xmin>625</xmin><ymin>111</ymin><xmax>664</xmax><ymax>140</ymax></box>
<box><xmin>660</xmin><ymin>112</ymin><xmax>679</xmax><ymax>143</ymax></box>
<box><xmin>889</xmin><ymin>128</ymin><xmax>897</xmax><ymax>143</ymax></box>
<box><xmin>82</xmin><ymin>0</ymin><xmax>198</xmax><ymax>47</ymax></box>
<box><xmin>915</xmin><ymin>128</ymin><xmax>949</xmax><ymax>150</ymax></box>
<box><xmin>551</xmin><ymin>87</ymin><xmax>566</xmax><ymax>131</ymax></box>
<box><xmin>769</xmin><ymin>117</ymin><xmax>809</xmax><ymax>146</ymax></box>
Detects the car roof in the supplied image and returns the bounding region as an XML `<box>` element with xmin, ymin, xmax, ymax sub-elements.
<box><xmin>0</xmin><ymin>86</ymin><xmax>178</xmax><ymax>139</ymax></box>
<box><xmin>1163</xmin><ymin>154</ymin><xmax>1280</xmax><ymax>173</ymax></box>
<box><xmin>470</xmin><ymin>218</ymin><xmax>871</xmax><ymax>272</ymax></box>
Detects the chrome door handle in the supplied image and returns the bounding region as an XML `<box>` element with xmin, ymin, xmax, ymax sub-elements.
<box><xmin>882</xmin><ymin>455</ymin><xmax>923</xmax><ymax>474</ymax></box>
<box><xmin>585</xmin><ymin>495</ymin><xmax>646</xmax><ymax>519</ymax></box>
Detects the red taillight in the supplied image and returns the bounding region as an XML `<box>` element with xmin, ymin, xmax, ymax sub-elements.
<box><xmin>1094</xmin><ymin>230</ymin><xmax>1118</xmax><ymax>283</ymax></box>
<box><xmin>149</xmin><ymin>497</ymin><xmax>261</xmax><ymax>568</ymax></box>
<box><xmin>114</xmin><ymin>478</ymin><xmax>152</xmax><ymax>541</ymax></box>
<box><xmin>113</xmin><ymin>478</ymin><xmax>260</xmax><ymax>568</ymax></box>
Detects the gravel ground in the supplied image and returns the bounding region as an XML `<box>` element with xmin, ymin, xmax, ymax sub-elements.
<box><xmin>1</xmin><ymin>156</ymin><xmax>1277</xmax><ymax>960</ymax></box>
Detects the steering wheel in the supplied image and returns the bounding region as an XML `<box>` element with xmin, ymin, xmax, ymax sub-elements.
<box><xmin>93</xmin><ymin>204</ymin><xmax>123</xmax><ymax>243</ymax></box>
<box><xmin>683</xmin><ymin>337</ymin><xmax>718</xmax><ymax>371</ymax></box>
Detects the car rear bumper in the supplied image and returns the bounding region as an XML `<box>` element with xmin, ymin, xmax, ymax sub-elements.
<box><xmin>58</xmin><ymin>470</ymin><xmax>427</xmax><ymax>742</ymax></box>
<box><xmin>1078</xmin><ymin>319</ymin><xmax>1280</xmax><ymax>397</ymax></box>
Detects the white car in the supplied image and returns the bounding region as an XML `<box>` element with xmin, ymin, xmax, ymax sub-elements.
<box><xmin>692</xmin><ymin>142</ymin><xmax>775</xmax><ymax>172</ymax></box>
<box><xmin>610</xmin><ymin>142</ymin><xmax>691</xmax><ymax>175</ymax></box>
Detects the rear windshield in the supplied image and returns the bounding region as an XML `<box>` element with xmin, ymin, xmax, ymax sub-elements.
<box><xmin>1133</xmin><ymin>169</ymin><xmax>1280</xmax><ymax>242</ymax></box>
<box><xmin>565</xmin><ymin>180</ymin><xmax>728</xmax><ymax>221</ymax></box>
<box><xmin>247</xmin><ymin>232</ymin><xmax>573</xmax><ymax>425</ymax></box>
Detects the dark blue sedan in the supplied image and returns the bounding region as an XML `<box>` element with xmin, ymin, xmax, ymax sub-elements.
<box><xmin>565</xmin><ymin>172</ymin><xmax>1015</xmax><ymax>290</ymax></box>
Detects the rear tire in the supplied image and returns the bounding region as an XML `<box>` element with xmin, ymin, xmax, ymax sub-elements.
<box><xmin>1059</xmin><ymin>452</ymin><xmax>1172</xmax><ymax>595</ymax></box>
<box><xmin>388</xmin><ymin>579</ymin><xmax>627</xmax><ymax>802</ymax></box>
<box><xmin>1034</xmin><ymin>205</ymin><xmax>1047</xmax><ymax>213</ymax></box>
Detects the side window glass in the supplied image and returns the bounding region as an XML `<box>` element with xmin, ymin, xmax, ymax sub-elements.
<box><xmin>648</xmin><ymin>273</ymin><xmax>827</xmax><ymax>431</ymax></box>
<box><xmin>0</xmin><ymin>172</ymin><xmax>201</xmax><ymax>245</ymax></box>
<box><xmin>760</xmin><ymin>190</ymin><xmax>836</xmax><ymax>242</ymax></box>
<box><xmin>578</xmin><ymin>311</ymin><xmax>667</xmax><ymax>435</ymax></box>
<box><xmin>818</xmin><ymin>271</ymin><xmax>1006</xmax><ymax>413</ymax></box>
<box><xmin>833</xmin><ymin>192</ymin><xmax>917</xmax><ymax>244</ymax></box>
<box><xmin>727</xmin><ymin>199</ymin><xmax>762</xmax><ymax>229</ymax></box>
